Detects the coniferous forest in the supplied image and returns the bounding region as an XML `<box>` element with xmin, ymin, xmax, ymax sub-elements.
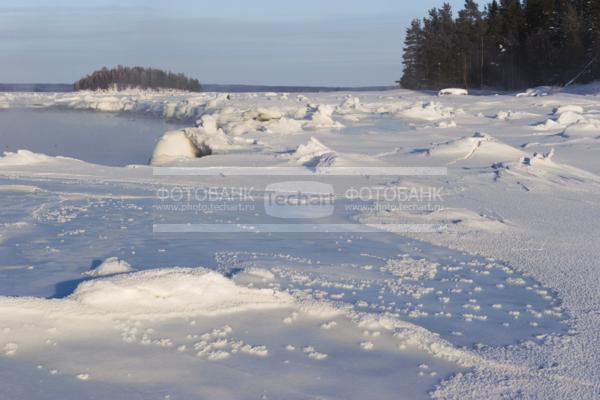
<box><xmin>400</xmin><ymin>0</ymin><xmax>600</xmax><ymax>90</ymax></box>
<box><xmin>74</xmin><ymin>66</ymin><xmax>202</xmax><ymax>92</ymax></box>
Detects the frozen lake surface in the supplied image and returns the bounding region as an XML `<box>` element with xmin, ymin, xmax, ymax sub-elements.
<box><xmin>0</xmin><ymin>108</ymin><xmax>187</xmax><ymax>166</ymax></box>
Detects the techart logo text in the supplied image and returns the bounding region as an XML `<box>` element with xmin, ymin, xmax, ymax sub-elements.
<box><xmin>264</xmin><ymin>181</ymin><xmax>335</xmax><ymax>219</ymax></box>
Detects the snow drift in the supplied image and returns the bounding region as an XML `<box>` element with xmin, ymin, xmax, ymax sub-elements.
<box><xmin>71</xmin><ymin>267</ymin><xmax>294</xmax><ymax>317</ymax></box>
<box><xmin>0</xmin><ymin>150</ymin><xmax>80</xmax><ymax>166</ymax></box>
<box><xmin>399</xmin><ymin>101</ymin><xmax>456</xmax><ymax>121</ymax></box>
<box><xmin>438</xmin><ymin>88</ymin><xmax>468</xmax><ymax>96</ymax></box>
<box><xmin>150</xmin><ymin>114</ymin><xmax>250</xmax><ymax>165</ymax></box>
<box><xmin>534</xmin><ymin>104</ymin><xmax>600</xmax><ymax>138</ymax></box>
<box><xmin>516</xmin><ymin>86</ymin><xmax>553</xmax><ymax>97</ymax></box>
<box><xmin>423</xmin><ymin>132</ymin><xmax>525</xmax><ymax>164</ymax></box>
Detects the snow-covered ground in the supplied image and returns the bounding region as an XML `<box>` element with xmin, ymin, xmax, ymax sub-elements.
<box><xmin>0</xmin><ymin>87</ymin><xmax>599</xmax><ymax>399</ymax></box>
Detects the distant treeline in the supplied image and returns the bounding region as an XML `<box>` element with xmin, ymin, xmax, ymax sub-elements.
<box><xmin>400</xmin><ymin>0</ymin><xmax>600</xmax><ymax>90</ymax></box>
<box><xmin>74</xmin><ymin>66</ymin><xmax>201</xmax><ymax>92</ymax></box>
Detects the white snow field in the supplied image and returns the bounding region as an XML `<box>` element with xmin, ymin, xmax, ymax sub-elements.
<box><xmin>0</xmin><ymin>87</ymin><xmax>599</xmax><ymax>399</ymax></box>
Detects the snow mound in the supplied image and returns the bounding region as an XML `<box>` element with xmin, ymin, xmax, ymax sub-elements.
<box><xmin>338</xmin><ymin>96</ymin><xmax>361</xmax><ymax>111</ymax></box>
<box><xmin>303</xmin><ymin>104</ymin><xmax>344</xmax><ymax>130</ymax></box>
<box><xmin>564</xmin><ymin>118</ymin><xmax>600</xmax><ymax>138</ymax></box>
<box><xmin>151</xmin><ymin>114</ymin><xmax>248</xmax><ymax>165</ymax></box>
<box><xmin>205</xmin><ymin>93</ymin><xmax>229</xmax><ymax>109</ymax></box>
<box><xmin>399</xmin><ymin>101</ymin><xmax>455</xmax><ymax>121</ymax></box>
<box><xmin>438</xmin><ymin>88</ymin><xmax>468</xmax><ymax>96</ymax></box>
<box><xmin>291</xmin><ymin>137</ymin><xmax>338</xmax><ymax>167</ymax></box>
<box><xmin>263</xmin><ymin>117</ymin><xmax>305</xmax><ymax>134</ymax></box>
<box><xmin>185</xmin><ymin>117</ymin><xmax>240</xmax><ymax>153</ymax></box>
<box><xmin>554</xmin><ymin>105</ymin><xmax>584</xmax><ymax>115</ymax></box>
<box><xmin>205</xmin><ymin>106</ymin><xmax>308</xmax><ymax>136</ymax></box>
<box><xmin>357</xmin><ymin>207</ymin><xmax>508</xmax><ymax>234</ymax></box>
<box><xmin>84</xmin><ymin>257</ymin><xmax>133</xmax><ymax>277</ymax></box>
<box><xmin>150</xmin><ymin>131</ymin><xmax>203</xmax><ymax>166</ymax></box>
<box><xmin>438</xmin><ymin>208</ymin><xmax>508</xmax><ymax>232</ymax></box>
<box><xmin>336</xmin><ymin>97</ymin><xmax>369</xmax><ymax>118</ymax></box>
<box><xmin>77</xmin><ymin>95</ymin><xmax>135</xmax><ymax>112</ymax></box>
<box><xmin>519</xmin><ymin>149</ymin><xmax>556</xmax><ymax>167</ymax></box>
<box><xmin>436</xmin><ymin>120</ymin><xmax>457</xmax><ymax>128</ymax></box>
<box><xmin>71</xmin><ymin>267</ymin><xmax>293</xmax><ymax>317</ymax></box>
<box><xmin>253</xmin><ymin>107</ymin><xmax>283</xmax><ymax>122</ymax></box>
<box><xmin>556</xmin><ymin>111</ymin><xmax>584</xmax><ymax>125</ymax></box>
<box><xmin>493</xmin><ymin>148</ymin><xmax>600</xmax><ymax>186</ymax></box>
<box><xmin>233</xmin><ymin>267</ymin><xmax>276</xmax><ymax>286</ymax></box>
<box><xmin>424</xmin><ymin>133</ymin><xmax>524</xmax><ymax>163</ymax></box>
<box><xmin>516</xmin><ymin>86</ymin><xmax>552</xmax><ymax>97</ymax></box>
<box><xmin>535</xmin><ymin>106</ymin><xmax>600</xmax><ymax>136</ymax></box>
<box><xmin>494</xmin><ymin>111</ymin><xmax>536</xmax><ymax>121</ymax></box>
<box><xmin>495</xmin><ymin>111</ymin><xmax>512</xmax><ymax>121</ymax></box>
<box><xmin>290</xmin><ymin>137</ymin><xmax>384</xmax><ymax>170</ymax></box>
<box><xmin>0</xmin><ymin>184</ymin><xmax>45</xmax><ymax>193</ymax></box>
<box><xmin>0</xmin><ymin>150</ymin><xmax>76</xmax><ymax>166</ymax></box>
<box><xmin>534</xmin><ymin>118</ymin><xmax>561</xmax><ymax>131</ymax></box>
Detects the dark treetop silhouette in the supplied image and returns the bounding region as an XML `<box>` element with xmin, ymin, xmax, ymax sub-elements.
<box><xmin>74</xmin><ymin>66</ymin><xmax>201</xmax><ymax>92</ymax></box>
<box><xmin>400</xmin><ymin>0</ymin><xmax>600</xmax><ymax>90</ymax></box>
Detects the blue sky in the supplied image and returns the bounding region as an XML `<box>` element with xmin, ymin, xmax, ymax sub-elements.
<box><xmin>0</xmin><ymin>1</ymin><xmax>466</xmax><ymax>86</ymax></box>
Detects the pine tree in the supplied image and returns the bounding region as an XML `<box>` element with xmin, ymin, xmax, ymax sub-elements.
<box><xmin>400</xmin><ymin>0</ymin><xmax>599</xmax><ymax>89</ymax></box>
<box><xmin>583</xmin><ymin>0</ymin><xmax>600</xmax><ymax>76</ymax></box>
<box><xmin>457</xmin><ymin>0</ymin><xmax>485</xmax><ymax>88</ymax></box>
<box><xmin>559</xmin><ymin>2</ymin><xmax>586</xmax><ymax>81</ymax></box>
<box><xmin>400</xmin><ymin>19</ymin><xmax>425</xmax><ymax>89</ymax></box>
<box><xmin>483</xmin><ymin>0</ymin><xmax>505</xmax><ymax>87</ymax></box>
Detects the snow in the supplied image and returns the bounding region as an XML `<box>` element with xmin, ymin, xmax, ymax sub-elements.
<box><xmin>71</xmin><ymin>267</ymin><xmax>293</xmax><ymax>317</ymax></box>
<box><xmin>1</xmin><ymin>87</ymin><xmax>600</xmax><ymax>399</ymax></box>
<box><xmin>422</xmin><ymin>132</ymin><xmax>525</xmax><ymax>165</ymax></box>
<box><xmin>399</xmin><ymin>101</ymin><xmax>456</xmax><ymax>121</ymax></box>
<box><xmin>303</xmin><ymin>104</ymin><xmax>344</xmax><ymax>130</ymax></box>
<box><xmin>494</xmin><ymin>110</ymin><xmax>537</xmax><ymax>121</ymax></box>
<box><xmin>438</xmin><ymin>88</ymin><xmax>468</xmax><ymax>96</ymax></box>
<box><xmin>554</xmin><ymin>105</ymin><xmax>584</xmax><ymax>115</ymax></box>
<box><xmin>516</xmin><ymin>86</ymin><xmax>553</xmax><ymax>97</ymax></box>
<box><xmin>150</xmin><ymin>131</ymin><xmax>201</xmax><ymax>165</ymax></box>
<box><xmin>291</xmin><ymin>136</ymin><xmax>337</xmax><ymax>166</ymax></box>
<box><xmin>84</xmin><ymin>257</ymin><xmax>133</xmax><ymax>277</ymax></box>
<box><xmin>0</xmin><ymin>150</ymin><xmax>71</xmax><ymax>166</ymax></box>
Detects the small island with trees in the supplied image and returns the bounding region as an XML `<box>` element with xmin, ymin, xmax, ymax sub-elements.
<box><xmin>400</xmin><ymin>0</ymin><xmax>600</xmax><ymax>90</ymax></box>
<box><xmin>74</xmin><ymin>66</ymin><xmax>201</xmax><ymax>92</ymax></box>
